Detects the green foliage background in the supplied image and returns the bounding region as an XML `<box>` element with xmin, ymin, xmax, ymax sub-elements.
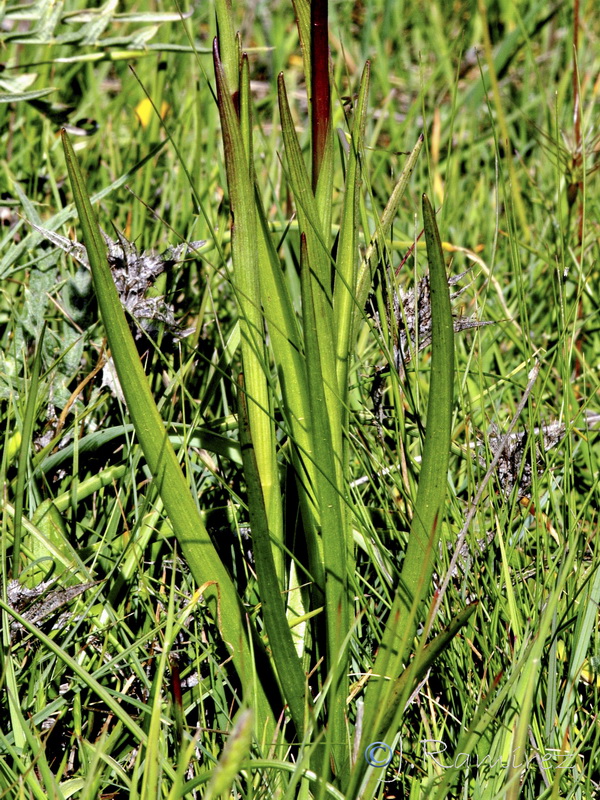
<box><xmin>1</xmin><ymin>1</ymin><xmax>599</xmax><ymax>798</ymax></box>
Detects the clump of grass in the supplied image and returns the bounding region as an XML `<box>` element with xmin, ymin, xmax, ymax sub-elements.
<box><xmin>1</xmin><ymin>2</ymin><xmax>599</xmax><ymax>799</ymax></box>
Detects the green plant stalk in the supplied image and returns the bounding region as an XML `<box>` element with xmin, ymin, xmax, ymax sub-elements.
<box><xmin>310</xmin><ymin>0</ymin><xmax>330</xmax><ymax>193</ymax></box>
<box><xmin>12</xmin><ymin>322</ymin><xmax>45</xmax><ymax>577</ymax></box>
<box><xmin>359</xmin><ymin>194</ymin><xmax>454</xmax><ymax>761</ymax></box>
<box><xmin>61</xmin><ymin>129</ymin><xmax>278</xmax><ymax>741</ymax></box>
<box><xmin>477</xmin><ymin>0</ymin><xmax>529</xmax><ymax>240</ymax></box>
<box><xmin>214</xmin><ymin>40</ymin><xmax>285</xmax><ymax>582</ymax></box>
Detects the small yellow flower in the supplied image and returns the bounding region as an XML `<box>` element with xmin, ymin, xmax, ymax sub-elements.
<box><xmin>134</xmin><ymin>98</ymin><xmax>169</xmax><ymax>128</ymax></box>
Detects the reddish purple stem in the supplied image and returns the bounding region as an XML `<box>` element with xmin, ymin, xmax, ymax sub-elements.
<box><xmin>311</xmin><ymin>0</ymin><xmax>330</xmax><ymax>192</ymax></box>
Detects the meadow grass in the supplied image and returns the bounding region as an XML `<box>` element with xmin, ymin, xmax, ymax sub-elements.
<box><xmin>1</xmin><ymin>1</ymin><xmax>599</xmax><ymax>798</ymax></box>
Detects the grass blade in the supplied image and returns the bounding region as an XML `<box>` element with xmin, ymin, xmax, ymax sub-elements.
<box><xmin>11</xmin><ymin>322</ymin><xmax>45</xmax><ymax>577</ymax></box>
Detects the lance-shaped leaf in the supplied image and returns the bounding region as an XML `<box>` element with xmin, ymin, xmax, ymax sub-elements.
<box><xmin>61</xmin><ymin>129</ymin><xmax>278</xmax><ymax>740</ymax></box>
<box><xmin>359</xmin><ymin>194</ymin><xmax>454</xmax><ymax>765</ymax></box>
<box><xmin>214</xmin><ymin>0</ymin><xmax>238</xmax><ymax>99</ymax></box>
<box><xmin>278</xmin><ymin>73</ymin><xmax>342</xmax><ymax>470</ymax></box>
<box><xmin>253</xmin><ymin>183</ymin><xmax>325</xmax><ymax>591</ymax></box>
<box><xmin>214</xmin><ymin>41</ymin><xmax>284</xmax><ymax>581</ymax></box>
<box><xmin>354</xmin><ymin>135</ymin><xmax>424</xmax><ymax>331</ymax></box>
<box><xmin>12</xmin><ymin>323</ymin><xmax>45</xmax><ymax>577</ymax></box>
<box><xmin>238</xmin><ymin>375</ymin><xmax>309</xmax><ymax>736</ymax></box>
<box><xmin>334</xmin><ymin>61</ymin><xmax>370</xmax><ymax>403</ymax></box>
<box><xmin>300</xmin><ymin>233</ymin><xmax>349</xmax><ymax>778</ymax></box>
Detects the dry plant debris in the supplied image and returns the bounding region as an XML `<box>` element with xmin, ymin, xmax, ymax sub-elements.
<box><xmin>31</xmin><ymin>222</ymin><xmax>204</xmax><ymax>341</ymax></box>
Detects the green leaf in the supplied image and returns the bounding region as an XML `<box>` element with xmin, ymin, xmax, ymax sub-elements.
<box><xmin>373</xmin><ymin>602</ymin><xmax>478</xmax><ymax>741</ymax></box>
<box><xmin>354</xmin><ymin>134</ymin><xmax>424</xmax><ymax>327</ymax></box>
<box><xmin>358</xmin><ymin>193</ymin><xmax>454</xmax><ymax>773</ymax></box>
<box><xmin>213</xmin><ymin>39</ymin><xmax>284</xmax><ymax>581</ymax></box>
<box><xmin>398</xmin><ymin>195</ymin><xmax>454</xmax><ymax>617</ymax></box>
<box><xmin>60</xmin><ymin>128</ymin><xmax>278</xmax><ymax>742</ymax></box>
<box><xmin>300</xmin><ymin>233</ymin><xmax>349</xmax><ymax>779</ymax></box>
<box><xmin>333</xmin><ymin>61</ymin><xmax>370</xmax><ymax>404</ymax></box>
<box><xmin>252</xmin><ymin>176</ymin><xmax>324</xmax><ymax>589</ymax></box>
<box><xmin>291</xmin><ymin>0</ymin><xmax>311</xmax><ymax>99</ymax></box>
<box><xmin>203</xmin><ymin>709</ymin><xmax>254</xmax><ymax>800</ymax></box>
<box><xmin>278</xmin><ymin>72</ymin><xmax>342</xmax><ymax>472</ymax></box>
<box><xmin>12</xmin><ymin>323</ymin><xmax>45</xmax><ymax>577</ymax></box>
<box><xmin>238</xmin><ymin>376</ymin><xmax>309</xmax><ymax>736</ymax></box>
<box><xmin>277</xmin><ymin>73</ymin><xmax>330</xmax><ymax>305</ymax></box>
<box><xmin>214</xmin><ymin>0</ymin><xmax>238</xmax><ymax>98</ymax></box>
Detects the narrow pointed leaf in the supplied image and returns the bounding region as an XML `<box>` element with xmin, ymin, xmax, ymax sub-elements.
<box><xmin>334</xmin><ymin>61</ymin><xmax>370</xmax><ymax>398</ymax></box>
<box><xmin>238</xmin><ymin>377</ymin><xmax>309</xmax><ymax>736</ymax></box>
<box><xmin>214</xmin><ymin>40</ymin><xmax>284</xmax><ymax>580</ymax></box>
<box><xmin>360</xmin><ymin>193</ymin><xmax>454</xmax><ymax>756</ymax></box>
<box><xmin>61</xmin><ymin>129</ymin><xmax>278</xmax><ymax>738</ymax></box>
<box><xmin>12</xmin><ymin>323</ymin><xmax>45</xmax><ymax>576</ymax></box>
<box><xmin>214</xmin><ymin>0</ymin><xmax>238</xmax><ymax>98</ymax></box>
<box><xmin>300</xmin><ymin>234</ymin><xmax>349</xmax><ymax>778</ymax></box>
<box><xmin>278</xmin><ymin>73</ymin><xmax>341</xmax><ymax>459</ymax></box>
<box><xmin>354</xmin><ymin>134</ymin><xmax>424</xmax><ymax>327</ymax></box>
